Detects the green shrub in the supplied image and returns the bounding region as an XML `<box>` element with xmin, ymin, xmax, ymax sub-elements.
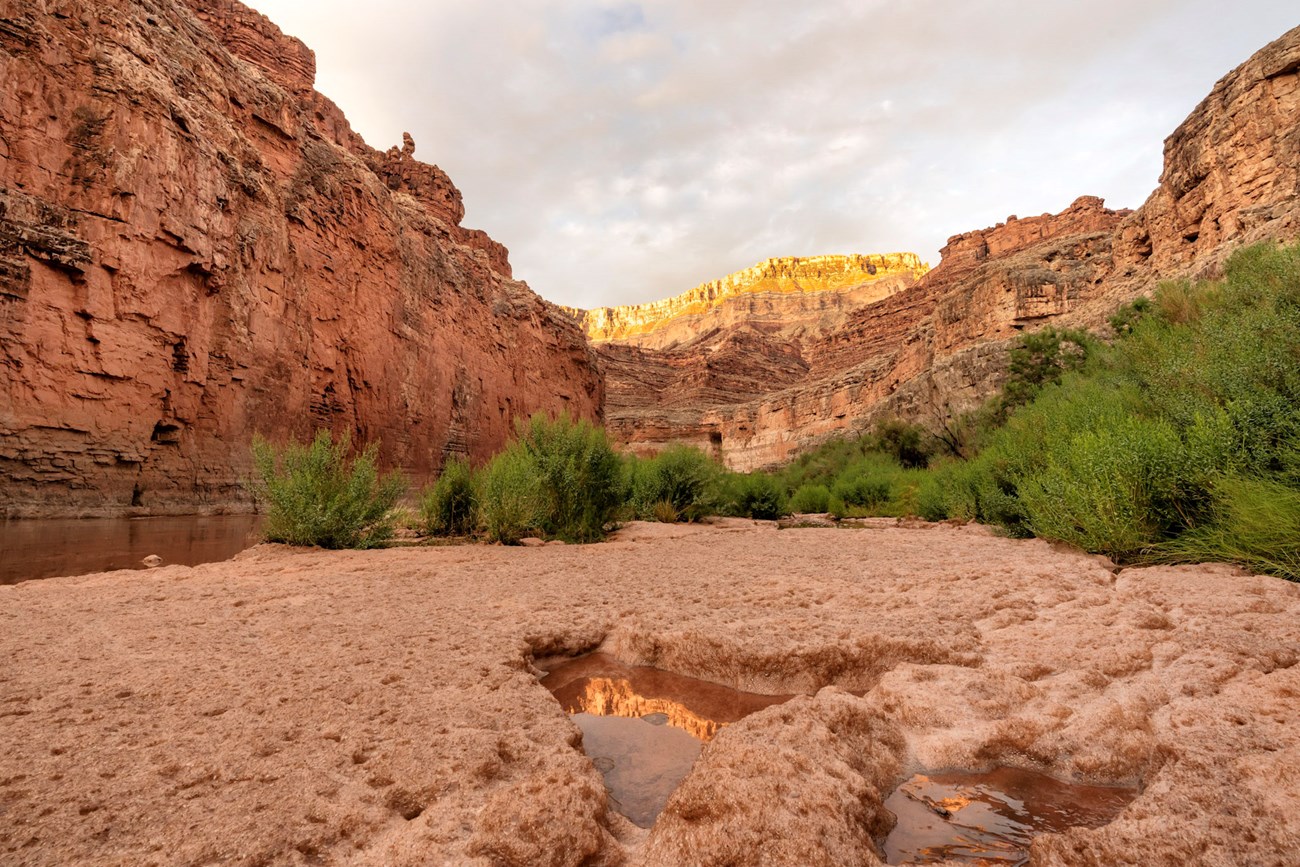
<box><xmin>789</xmin><ymin>483</ymin><xmax>831</xmax><ymax>514</ymax></box>
<box><xmin>726</xmin><ymin>472</ymin><xmax>787</xmax><ymax>520</ymax></box>
<box><xmin>831</xmin><ymin>473</ymin><xmax>891</xmax><ymax>509</ymax></box>
<box><xmin>479</xmin><ymin>413</ymin><xmax>623</xmax><ymax>543</ymax></box>
<box><xmin>872</xmin><ymin>418</ymin><xmax>934</xmax><ymax>469</ymax></box>
<box><xmin>827</xmin><ymin>494</ymin><xmax>848</xmax><ymax>520</ymax></box>
<box><xmin>916</xmin><ymin>241</ymin><xmax>1300</xmax><ymax>575</ymax></box>
<box><xmin>995</xmin><ymin>327</ymin><xmax>1093</xmax><ymax>421</ymax></box>
<box><xmin>650</xmin><ymin>500</ymin><xmax>680</xmax><ymax>524</ymax></box>
<box><xmin>1153</xmin><ymin>475</ymin><xmax>1300</xmax><ymax>580</ymax></box>
<box><xmin>251</xmin><ymin>430</ymin><xmax>405</xmax><ymax>549</ymax></box>
<box><xmin>927</xmin><ymin>461</ymin><xmax>967</xmax><ymax>521</ymax></box>
<box><xmin>630</xmin><ymin>446</ymin><xmax>720</xmax><ymax>521</ymax></box>
<box><xmin>916</xmin><ymin>471</ymin><xmax>948</xmax><ymax>521</ymax></box>
<box><xmin>420</xmin><ymin>456</ymin><xmax>478</xmax><ymax>536</ymax></box>
<box><xmin>480</xmin><ymin>447</ymin><xmax>546</xmax><ymax>544</ymax></box>
<box><xmin>1016</xmin><ymin>415</ymin><xmax>1189</xmax><ymax>557</ymax></box>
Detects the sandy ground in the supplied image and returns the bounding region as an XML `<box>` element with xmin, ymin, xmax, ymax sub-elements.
<box><xmin>1</xmin><ymin>520</ymin><xmax>1298</xmax><ymax>866</ymax></box>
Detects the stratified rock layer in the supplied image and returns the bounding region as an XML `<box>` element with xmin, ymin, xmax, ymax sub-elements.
<box><xmin>0</xmin><ymin>0</ymin><xmax>602</xmax><ymax>517</ymax></box>
<box><xmin>1</xmin><ymin>522</ymin><xmax>1297</xmax><ymax>865</ymax></box>
<box><xmin>601</xmin><ymin>25</ymin><xmax>1300</xmax><ymax>468</ymax></box>
<box><xmin>567</xmin><ymin>253</ymin><xmax>928</xmax><ymax>350</ymax></box>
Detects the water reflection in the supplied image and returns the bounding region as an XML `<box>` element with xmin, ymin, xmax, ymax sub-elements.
<box><xmin>0</xmin><ymin>515</ymin><xmax>263</xmax><ymax>584</ymax></box>
<box><xmin>541</xmin><ymin>653</ymin><xmax>790</xmax><ymax>827</ymax></box>
<box><xmin>882</xmin><ymin>767</ymin><xmax>1138</xmax><ymax>866</ymax></box>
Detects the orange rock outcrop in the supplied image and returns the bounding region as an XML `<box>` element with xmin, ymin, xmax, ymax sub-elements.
<box><xmin>0</xmin><ymin>0</ymin><xmax>601</xmax><ymax>517</ymax></box>
<box><xmin>600</xmin><ymin>25</ymin><xmax>1300</xmax><ymax>468</ymax></box>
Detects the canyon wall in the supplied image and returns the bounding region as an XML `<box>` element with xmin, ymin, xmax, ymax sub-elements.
<box><xmin>568</xmin><ymin>253</ymin><xmax>928</xmax><ymax>349</ymax></box>
<box><xmin>601</xmin><ymin>24</ymin><xmax>1300</xmax><ymax>469</ymax></box>
<box><xmin>0</xmin><ymin>0</ymin><xmax>602</xmax><ymax>517</ymax></box>
<box><xmin>600</xmin><ymin>197</ymin><xmax>1127</xmax><ymax>467</ymax></box>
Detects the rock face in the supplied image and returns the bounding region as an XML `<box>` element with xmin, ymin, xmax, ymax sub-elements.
<box><xmin>1114</xmin><ymin>27</ymin><xmax>1300</xmax><ymax>281</ymax></box>
<box><xmin>0</xmin><ymin>0</ymin><xmax>602</xmax><ymax>517</ymax></box>
<box><xmin>568</xmin><ymin>253</ymin><xmax>928</xmax><ymax>350</ymax></box>
<box><xmin>601</xmin><ymin>25</ymin><xmax>1300</xmax><ymax>469</ymax></box>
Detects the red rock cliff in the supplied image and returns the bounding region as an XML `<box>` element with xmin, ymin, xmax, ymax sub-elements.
<box><xmin>0</xmin><ymin>0</ymin><xmax>602</xmax><ymax>517</ymax></box>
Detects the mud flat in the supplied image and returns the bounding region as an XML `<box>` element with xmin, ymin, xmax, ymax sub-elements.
<box><xmin>1</xmin><ymin>520</ymin><xmax>1297</xmax><ymax>866</ymax></box>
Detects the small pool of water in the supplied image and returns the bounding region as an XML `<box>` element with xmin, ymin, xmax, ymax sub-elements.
<box><xmin>540</xmin><ymin>652</ymin><xmax>791</xmax><ymax>827</ymax></box>
<box><xmin>0</xmin><ymin>515</ymin><xmax>264</xmax><ymax>585</ymax></box>
<box><xmin>882</xmin><ymin>767</ymin><xmax>1138</xmax><ymax>865</ymax></box>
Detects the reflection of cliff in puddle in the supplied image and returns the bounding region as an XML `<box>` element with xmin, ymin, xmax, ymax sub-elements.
<box><xmin>540</xmin><ymin>652</ymin><xmax>791</xmax><ymax>828</ymax></box>
<box><xmin>882</xmin><ymin>767</ymin><xmax>1138</xmax><ymax>866</ymax></box>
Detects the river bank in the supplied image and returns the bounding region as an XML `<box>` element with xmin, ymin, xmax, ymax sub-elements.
<box><xmin>1</xmin><ymin>520</ymin><xmax>1296</xmax><ymax>865</ymax></box>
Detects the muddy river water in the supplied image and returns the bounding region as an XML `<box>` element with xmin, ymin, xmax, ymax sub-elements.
<box><xmin>882</xmin><ymin>767</ymin><xmax>1137</xmax><ymax>865</ymax></box>
<box><xmin>540</xmin><ymin>652</ymin><xmax>791</xmax><ymax>826</ymax></box>
<box><xmin>541</xmin><ymin>653</ymin><xmax>1138</xmax><ymax>859</ymax></box>
<box><xmin>0</xmin><ymin>515</ymin><xmax>263</xmax><ymax>584</ymax></box>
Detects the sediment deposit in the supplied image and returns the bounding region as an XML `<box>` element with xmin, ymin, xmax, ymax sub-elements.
<box><xmin>0</xmin><ymin>0</ymin><xmax>601</xmax><ymax>518</ymax></box>
<box><xmin>600</xmin><ymin>25</ymin><xmax>1300</xmax><ymax>468</ymax></box>
<box><xmin>1</xmin><ymin>522</ymin><xmax>1297</xmax><ymax>865</ymax></box>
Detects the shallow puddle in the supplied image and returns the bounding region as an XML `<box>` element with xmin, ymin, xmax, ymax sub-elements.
<box><xmin>882</xmin><ymin>767</ymin><xmax>1138</xmax><ymax>865</ymax></box>
<box><xmin>540</xmin><ymin>652</ymin><xmax>791</xmax><ymax>827</ymax></box>
<box><xmin>0</xmin><ymin>515</ymin><xmax>264</xmax><ymax>584</ymax></box>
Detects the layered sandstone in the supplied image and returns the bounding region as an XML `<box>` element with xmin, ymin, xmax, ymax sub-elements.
<box><xmin>601</xmin><ymin>24</ymin><xmax>1300</xmax><ymax>468</ymax></box>
<box><xmin>1112</xmin><ymin>26</ymin><xmax>1300</xmax><ymax>282</ymax></box>
<box><xmin>567</xmin><ymin>253</ymin><xmax>927</xmax><ymax>350</ymax></box>
<box><xmin>0</xmin><ymin>0</ymin><xmax>601</xmax><ymax>517</ymax></box>
<box><xmin>2</xmin><ymin>522</ymin><xmax>1297</xmax><ymax>865</ymax></box>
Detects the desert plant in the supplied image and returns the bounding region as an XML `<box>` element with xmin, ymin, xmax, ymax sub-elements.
<box><xmin>520</xmin><ymin>412</ymin><xmax>624</xmax><ymax>542</ymax></box>
<box><xmin>480</xmin><ymin>447</ymin><xmax>546</xmax><ymax>544</ymax></box>
<box><xmin>729</xmin><ymin>472</ymin><xmax>787</xmax><ymax>520</ymax></box>
<box><xmin>251</xmin><ymin>429</ymin><xmax>405</xmax><ymax>549</ymax></box>
<box><xmin>827</xmin><ymin>494</ymin><xmax>848</xmax><ymax>520</ymax></box>
<box><xmin>420</xmin><ymin>456</ymin><xmax>479</xmax><ymax>536</ymax></box>
<box><xmin>629</xmin><ymin>446</ymin><xmax>720</xmax><ymax>521</ymax></box>
<box><xmin>917</xmin><ymin>241</ymin><xmax>1300</xmax><ymax>571</ymax></box>
<box><xmin>916</xmin><ymin>470</ymin><xmax>949</xmax><ymax>522</ymax></box>
<box><xmin>650</xmin><ymin>499</ymin><xmax>680</xmax><ymax>524</ymax></box>
<box><xmin>997</xmin><ymin>326</ymin><xmax>1093</xmax><ymax>418</ymax></box>
<box><xmin>789</xmin><ymin>483</ymin><xmax>831</xmax><ymax>514</ymax></box>
<box><xmin>1152</xmin><ymin>475</ymin><xmax>1300</xmax><ymax>581</ymax></box>
<box><xmin>872</xmin><ymin>418</ymin><xmax>934</xmax><ymax>469</ymax></box>
<box><xmin>1016</xmin><ymin>414</ymin><xmax>1189</xmax><ymax>557</ymax></box>
<box><xmin>479</xmin><ymin>413</ymin><xmax>624</xmax><ymax>543</ymax></box>
<box><xmin>831</xmin><ymin>472</ymin><xmax>891</xmax><ymax>509</ymax></box>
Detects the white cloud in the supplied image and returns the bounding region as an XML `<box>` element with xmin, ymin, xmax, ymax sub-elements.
<box><xmin>250</xmin><ymin>0</ymin><xmax>1298</xmax><ymax>309</ymax></box>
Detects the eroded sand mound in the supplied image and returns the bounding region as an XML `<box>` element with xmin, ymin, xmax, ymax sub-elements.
<box><xmin>2</xmin><ymin>522</ymin><xmax>1297</xmax><ymax>865</ymax></box>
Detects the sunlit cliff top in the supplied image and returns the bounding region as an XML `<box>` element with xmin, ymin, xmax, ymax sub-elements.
<box><xmin>566</xmin><ymin>253</ymin><xmax>930</xmax><ymax>344</ymax></box>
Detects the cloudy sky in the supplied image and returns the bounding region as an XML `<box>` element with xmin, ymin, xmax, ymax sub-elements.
<box><xmin>252</xmin><ymin>1</ymin><xmax>1296</xmax><ymax>310</ymax></box>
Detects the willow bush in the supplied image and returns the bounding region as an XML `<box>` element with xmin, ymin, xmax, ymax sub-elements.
<box><xmin>479</xmin><ymin>412</ymin><xmax>623</xmax><ymax>543</ymax></box>
<box><xmin>420</xmin><ymin>456</ymin><xmax>479</xmax><ymax>536</ymax></box>
<box><xmin>251</xmin><ymin>430</ymin><xmax>405</xmax><ymax>549</ymax></box>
